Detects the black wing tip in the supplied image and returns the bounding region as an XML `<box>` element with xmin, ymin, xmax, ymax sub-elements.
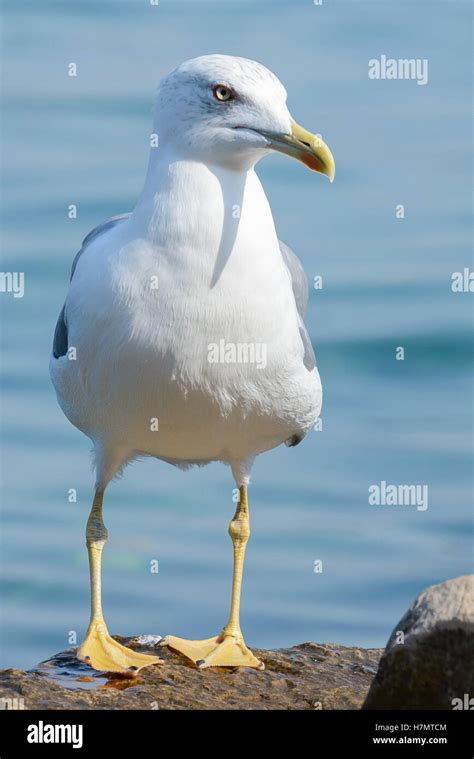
<box><xmin>285</xmin><ymin>433</ymin><xmax>304</xmax><ymax>448</ymax></box>
<box><xmin>52</xmin><ymin>304</ymin><xmax>68</xmax><ymax>358</ymax></box>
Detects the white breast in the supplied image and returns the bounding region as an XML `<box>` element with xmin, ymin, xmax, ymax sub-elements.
<box><xmin>50</xmin><ymin>159</ymin><xmax>321</xmax><ymax>468</ymax></box>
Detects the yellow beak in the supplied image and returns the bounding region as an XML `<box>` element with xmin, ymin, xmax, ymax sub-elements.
<box><xmin>259</xmin><ymin>119</ymin><xmax>335</xmax><ymax>182</ymax></box>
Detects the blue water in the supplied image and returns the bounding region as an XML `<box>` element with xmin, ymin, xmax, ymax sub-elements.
<box><xmin>1</xmin><ymin>0</ymin><xmax>472</xmax><ymax>670</ymax></box>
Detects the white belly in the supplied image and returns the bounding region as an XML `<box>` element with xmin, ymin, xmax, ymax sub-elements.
<box><xmin>51</xmin><ymin>257</ymin><xmax>321</xmax><ymax>465</ymax></box>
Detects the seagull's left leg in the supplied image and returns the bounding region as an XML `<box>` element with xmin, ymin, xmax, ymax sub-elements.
<box><xmin>162</xmin><ymin>485</ymin><xmax>264</xmax><ymax>670</ymax></box>
<box><xmin>77</xmin><ymin>487</ymin><xmax>163</xmax><ymax>675</ymax></box>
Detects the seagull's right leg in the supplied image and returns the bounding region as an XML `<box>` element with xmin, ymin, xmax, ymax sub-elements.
<box><xmin>77</xmin><ymin>488</ymin><xmax>163</xmax><ymax>676</ymax></box>
<box><xmin>162</xmin><ymin>485</ymin><xmax>264</xmax><ymax>669</ymax></box>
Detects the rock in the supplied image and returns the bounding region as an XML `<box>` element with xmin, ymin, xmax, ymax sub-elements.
<box><xmin>363</xmin><ymin>575</ymin><xmax>474</xmax><ymax>710</ymax></box>
<box><xmin>0</xmin><ymin>640</ymin><xmax>382</xmax><ymax>710</ymax></box>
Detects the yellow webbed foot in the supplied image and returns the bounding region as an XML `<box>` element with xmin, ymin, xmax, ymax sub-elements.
<box><xmin>77</xmin><ymin>620</ymin><xmax>163</xmax><ymax>676</ymax></box>
<box><xmin>161</xmin><ymin>633</ymin><xmax>264</xmax><ymax>670</ymax></box>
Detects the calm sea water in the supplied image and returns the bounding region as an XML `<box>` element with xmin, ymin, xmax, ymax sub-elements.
<box><xmin>1</xmin><ymin>0</ymin><xmax>472</xmax><ymax>670</ymax></box>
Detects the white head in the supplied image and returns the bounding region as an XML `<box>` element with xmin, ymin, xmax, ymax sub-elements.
<box><xmin>153</xmin><ymin>54</ymin><xmax>335</xmax><ymax>179</ymax></box>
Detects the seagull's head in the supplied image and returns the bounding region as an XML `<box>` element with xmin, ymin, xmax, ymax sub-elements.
<box><xmin>153</xmin><ymin>54</ymin><xmax>335</xmax><ymax>181</ymax></box>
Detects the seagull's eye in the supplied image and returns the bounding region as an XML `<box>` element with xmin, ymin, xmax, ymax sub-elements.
<box><xmin>212</xmin><ymin>84</ymin><xmax>234</xmax><ymax>102</ymax></box>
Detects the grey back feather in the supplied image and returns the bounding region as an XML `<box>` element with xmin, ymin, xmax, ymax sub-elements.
<box><xmin>52</xmin><ymin>213</ymin><xmax>131</xmax><ymax>359</ymax></box>
<box><xmin>279</xmin><ymin>240</ymin><xmax>309</xmax><ymax>317</ymax></box>
<box><xmin>279</xmin><ymin>240</ymin><xmax>315</xmax><ymax>372</ymax></box>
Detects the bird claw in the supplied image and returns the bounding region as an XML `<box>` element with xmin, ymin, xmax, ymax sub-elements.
<box><xmin>77</xmin><ymin>620</ymin><xmax>164</xmax><ymax>676</ymax></box>
<box><xmin>162</xmin><ymin>633</ymin><xmax>264</xmax><ymax>670</ymax></box>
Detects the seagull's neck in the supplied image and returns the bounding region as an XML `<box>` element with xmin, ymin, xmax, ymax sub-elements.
<box><xmin>130</xmin><ymin>145</ymin><xmax>280</xmax><ymax>283</ymax></box>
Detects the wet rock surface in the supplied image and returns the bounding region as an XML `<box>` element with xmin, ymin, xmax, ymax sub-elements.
<box><xmin>0</xmin><ymin>639</ymin><xmax>382</xmax><ymax>710</ymax></box>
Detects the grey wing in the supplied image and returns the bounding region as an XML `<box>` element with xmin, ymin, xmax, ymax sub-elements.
<box><xmin>279</xmin><ymin>240</ymin><xmax>316</xmax><ymax>372</ymax></box>
<box><xmin>279</xmin><ymin>240</ymin><xmax>308</xmax><ymax>317</ymax></box>
<box><xmin>52</xmin><ymin>213</ymin><xmax>131</xmax><ymax>359</ymax></box>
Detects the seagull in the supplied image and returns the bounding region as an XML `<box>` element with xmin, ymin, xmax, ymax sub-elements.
<box><xmin>50</xmin><ymin>54</ymin><xmax>335</xmax><ymax>675</ymax></box>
